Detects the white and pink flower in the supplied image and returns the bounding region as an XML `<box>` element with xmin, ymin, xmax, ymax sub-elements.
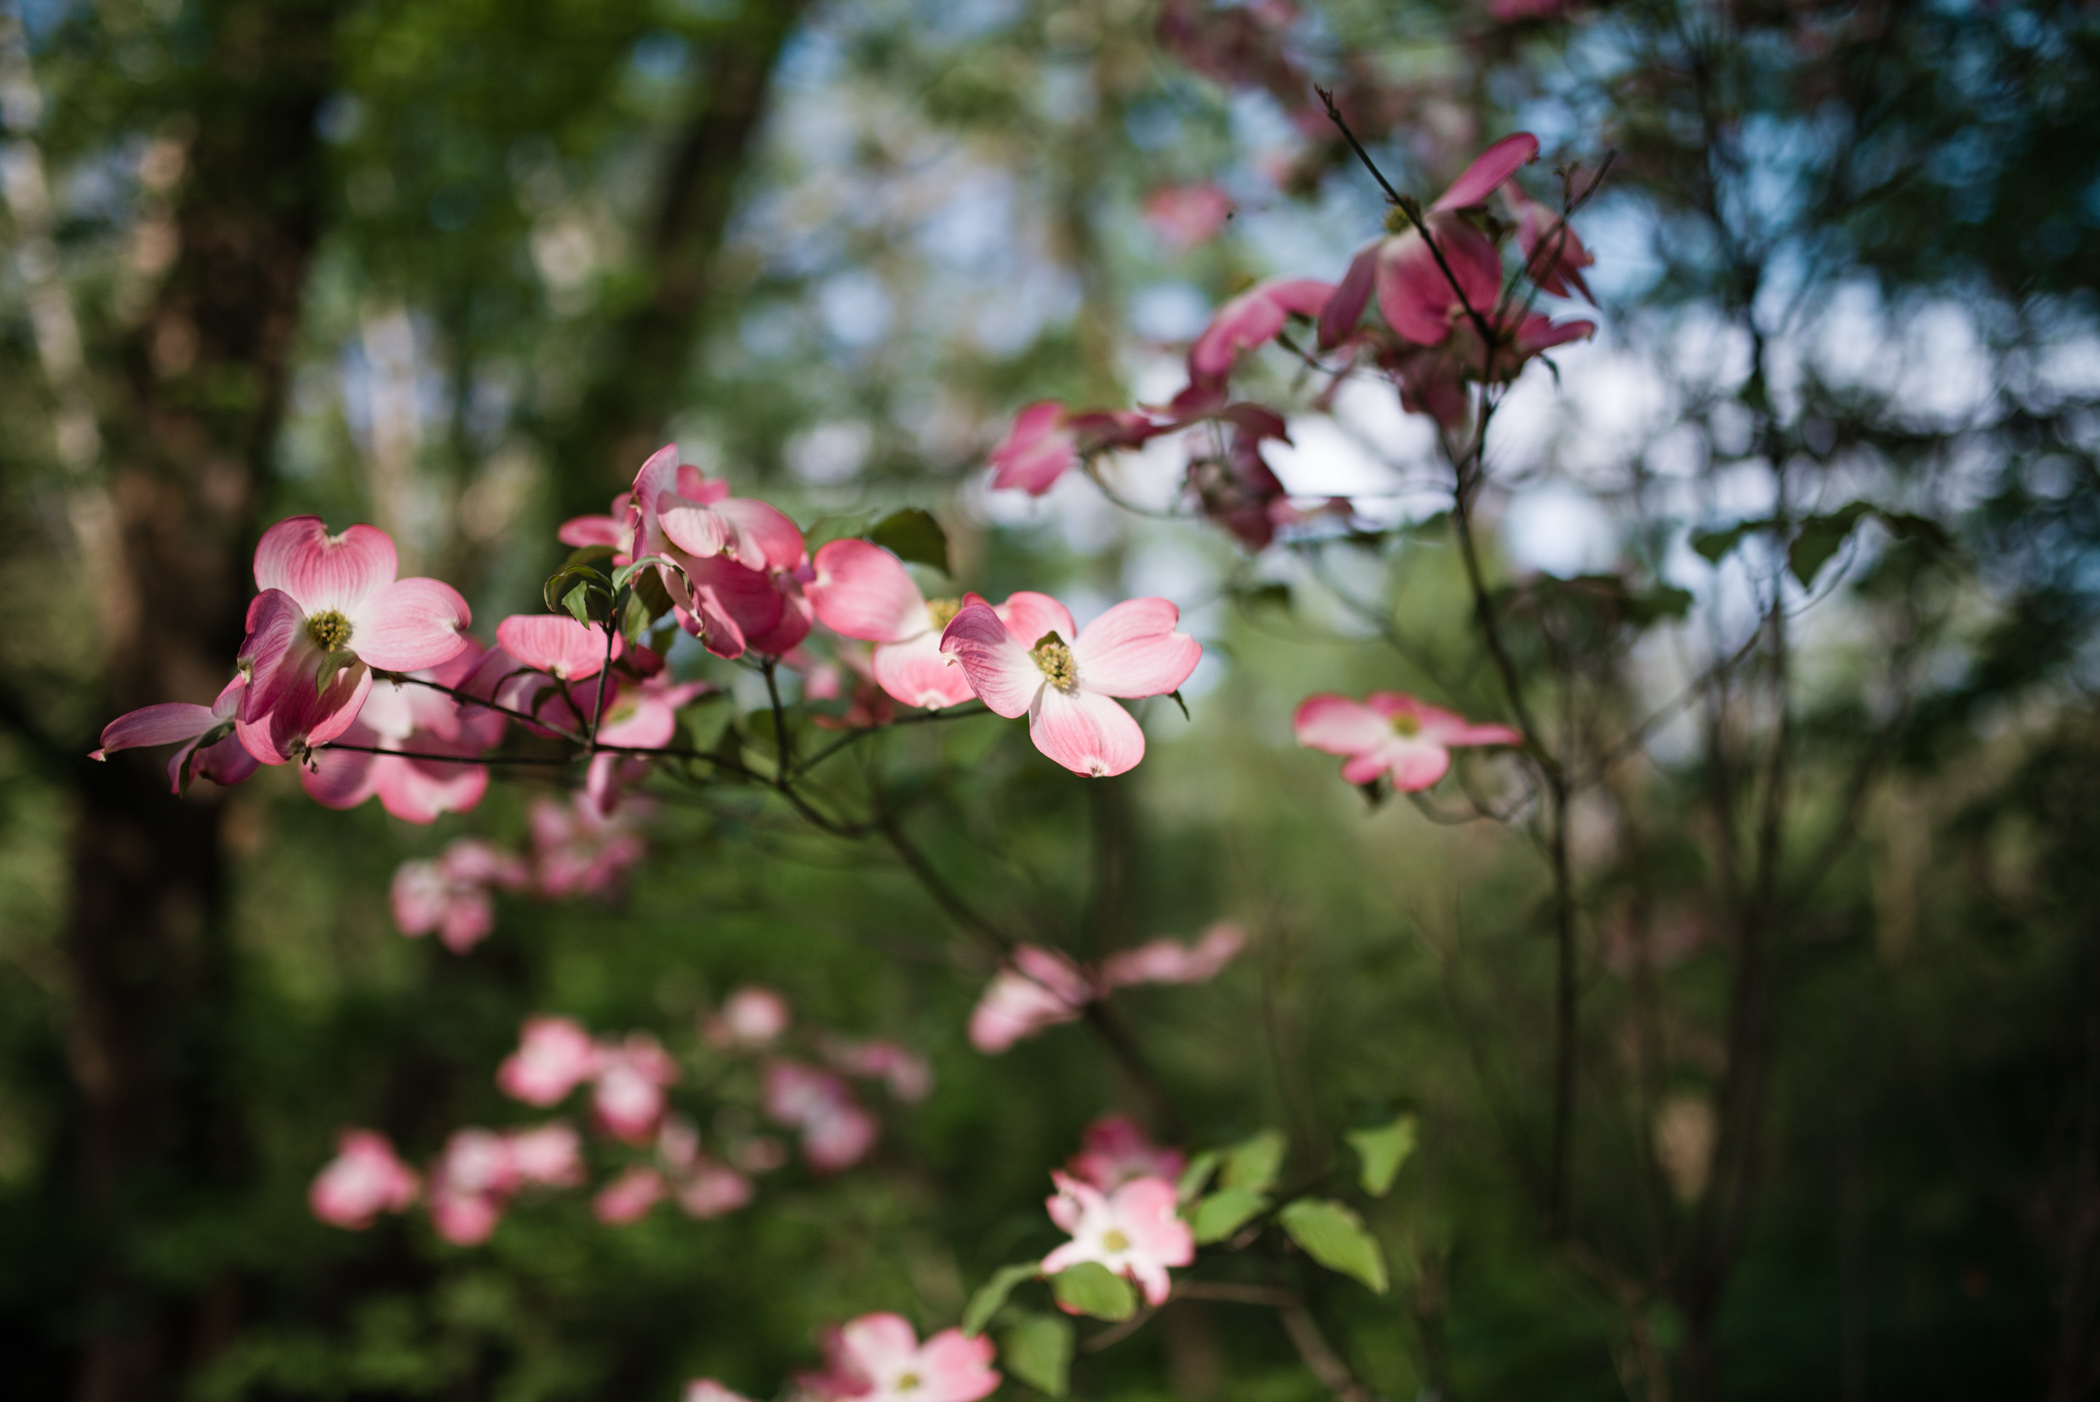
<box><xmin>1292</xmin><ymin>692</ymin><xmax>1522</xmax><ymax>790</ymax></box>
<box><xmin>308</xmin><ymin>1129</ymin><xmax>419</xmax><ymax>1229</ymax></box>
<box><xmin>1041</xmin><ymin>1171</ymin><xmax>1194</xmax><ymax>1307</ymax></box>
<box><xmin>803</xmin><ymin>1313</ymin><xmax>999</xmax><ymax>1402</ymax></box>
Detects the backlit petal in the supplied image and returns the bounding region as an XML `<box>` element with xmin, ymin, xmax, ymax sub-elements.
<box><xmin>254</xmin><ymin>517</ymin><xmax>399</xmax><ymax>612</ymax></box>
<box><xmin>939</xmin><ymin>603</ymin><xmax>1041</xmax><ymax>718</ymax></box>
<box><xmin>1028</xmin><ymin>687</ymin><xmax>1145</xmax><ymax>777</ymax></box>
<box><xmin>350</xmin><ymin>578</ymin><xmax>471</xmax><ymax>671</ymax></box>
<box><xmin>1432</xmin><ymin>131</ymin><xmax>1539</xmax><ymax>211</ymax></box>
<box><xmin>808</xmin><ymin>539</ymin><xmax>927</xmax><ymax>642</ymax></box>
<box><xmin>1071</xmin><ymin>597</ymin><xmax>1200</xmax><ymax>698</ymax></box>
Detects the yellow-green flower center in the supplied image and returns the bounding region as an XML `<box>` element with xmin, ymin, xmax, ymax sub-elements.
<box><xmin>895</xmin><ymin>1375</ymin><xmax>921</xmax><ymax>1392</ymax></box>
<box><xmin>1030</xmin><ymin>633</ymin><xmax>1077</xmax><ymax>692</ymax></box>
<box><xmin>1101</xmin><ymin>1228</ymin><xmax>1131</xmax><ymax>1253</ymax></box>
<box><xmin>927</xmin><ymin>596</ymin><xmax>963</xmax><ymax>628</ymax></box>
<box><xmin>305</xmin><ymin>609</ymin><xmax>354</xmax><ymax>652</ymax></box>
<box><xmin>1390</xmin><ymin>712</ymin><xmax>1422</xmax><ymax>737</ymax></box>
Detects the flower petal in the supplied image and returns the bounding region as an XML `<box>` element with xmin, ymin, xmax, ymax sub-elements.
<box><xmin>989</xmin><ymin>402</ymin><xmax>1078</xmax><ymax>495</ymax></box>
<box><xmin>871</xmin><ymin>632</ymin><xmax>976</xmax><ymax>709</ymax></box>
<box><xmin>1028</xmin><ymin>687</ymin><xmax>1145</xmax><ymax>777</ymax></box>
<box><xmin>1386</xmin><ymin>740</ymin><xmax>1453</xmax><ymax>791</ymax></box>
<box><xmin>350</xmin><ymin>578</ymin><xmax>471</xmax><ymax>672</ymax></box>
<box><xmin>917</xmin><ymin>1330</ymin><xmax>1000</xmax><ymax>1402</ymax></box>
<box><xmin>939</xmin><ymin>603</ymin><xmax>1042</xmax><ymax>719</ymax></box>
<box><xmin>837</xmin><ymin>1313</ymin><xmax>921</xmax><ymax>1379</ymax></box>
<box><xmin>1072</xmin><ymin>597</ymin><xmax>1200</xmax><ymax>698</ymax></box>
<box><xmin>994</xmin><ymin>590</ymin><xmax>1076</xmax><ymax>647</ymax></box>
<box><xmin>254</xmin><ymin>516</ymin><xmax>399</xmax><ymax>612</ymax></box>
<box><xmin>1292</xmin><ymin>694</ymin><xmax>1393</xmax><ymax>756</ymax></box>
<box><xmin>496</xmin><ymin>614</ymin><xmax>611</xmax><ymax>681</ymax></box>
<box><xmin>1431</xmin><ymin>131</ymin><xmax>1540</xmax><ymax>211</ymax></box>
<box><xmin>94</xmin><ymin>702</ymin><xmax>217</xmax><ymax>756</ymax></box>
<box><xmin>1319</xmin><ymin>243</ymin><xmax>1379</xmax><ymax>349</ymax></box>
<box><xmin>808</xmin><ymin>539</ymin><xmax>927</xmax><ymax>642</ymax></box>
<box><xmin>712</xmin><ymin>497</ymin><xmax>806</xmax><ymax>570</ymax></box>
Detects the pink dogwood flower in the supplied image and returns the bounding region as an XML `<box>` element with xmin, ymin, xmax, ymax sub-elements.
<box><xmin>558</xmin><ymin>493</ymin><xmax>636</xmax><ymax>558</ymax></box>
<box><xmin>762</xmin><ymin>1061</ymin><xmax>878</xmax><ymax>1172</ymax></box>
<box><xmin>1187</xmin><ymin>277</ymin><xmax>1335</xmax><ymax>384</ymax></box>
<box><xmin>1505</xmin><ymin>182</ymin><xmax>1595</xmax><ymax>302</ymax></box>
<box><xmin>593</xmin><ymin>1164</ymin><xmax>666</xmax><ymax>1225</ymax></box>
<box><xmin>685</xmin><ymin>1382</ymin><xmax>757</xmax><ymax>1402</ymax></box>
<box><xmin>530</xmin><ymin>791</ymin><xmax>649</xmax><ymax>897</ymax></box>
<box><xmin>987</xmin><ymin>401</ymin><xmax>1160</xmax><ymax>495</ymax></box>
<box><xmin>628</xmin><ymin>446</ymin><xmax>802</xmax><ymax>659</ymax></box>
<box><xmin>1101</xmin><ymin>923</ymin><xmax>1247</xmax><ymax>989</ymax></box>
<box><xmin>806</xmin><ymin>539</ymin><xmax>979</xmax><ymax>709</ymax></box>
<box><xmin>496</xmin><ymin>614</ymin><xmax>616</xmax><ymax>683</ymax></box>
<box><xmin>1293</xmin><ymin>691</ymin><xmax>1523</xmax><ymax>790</ymax></box>
<box><xmin>1068</xmin><ymin>1115</ymin><xmax>1187</xmax><ymax>1191</ymax></box>
<box><xmin>1145</xmin><ymin>182</ymin><xmax>1234</xmax><ymax>250</ymax></box>
<box><xmin>583</xmin><ymin>670</ymin><xmax>715</xmax><ymax>813</ymax></box>
<box><xmin>704</xmin><ymin>986</ymin><xmax>792</xmax><ymax>1050</ymax></box>
<box><xmin>235</xmin><ymin>517</ymin><xmax>471</xmax><ymax>763</ymax></box>
<box><xmin>497</xmin><ymin>1016</ymin><xmax>602</xmax><ymax>1105</ymax></box>
<box><xmin>804</xmin><ymin>1313</ymin><xmax>999</xmax><ymax>1402</ymax></box>
<box><xmin>303</xmin><ymin>641</ymin><xmax>506</xmax><ymax>823</ymax></box>
<box><xmin>592</xmin><ymin>1034</ymin><xmax>679</xmax><ymax>1143</ymax></box>
<box><xmin>657</xmin><ymin>1117</ymin><xmax>756</xmax><ymax>1219</ymax></box>
<box><xmin>939</xmin><ymin>593</ymin><xmax>1201</xmax><ymax>778</ymax></box>
<box><xmin>93</xmin><ymin>676</ymin><xmax>259</xmax><ymax>794</ymax></box>
<box><xmin>391</xmin><ymin>839</ymin><xmax>530</xmax><ymax>954</ymax></box>
<box><xmin>309</xmin><ymin>1129</ymin><xmax>419</xmax><ymax>1229</ymax></box>
<box><xmin>823</xmin><ymin>1038</ymin><xmax>933</xmax><ymax>1103</ymax></box>
<box><xmin>1041</xmin><ymin>1171</ymin><xmax>1194</xmax><ymax>1306</ymax></box>
<box><xmin>428</xmin><ymin>1128</ymin><xmax>519</xmax><ymax>1245</ymax></box>
<box><xmin>507</xmin><ymin>1122</ymin><xmax>586</xmax><ymax>1189</ymax></box>
<box><xmin>967</xmin><ymin>945</ymin><xmax>1097</xmax><ymax>1053</ymax></box>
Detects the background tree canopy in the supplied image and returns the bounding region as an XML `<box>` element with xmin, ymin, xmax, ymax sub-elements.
<box><xmin>1</xmin><ymin>1</ymin><xmax>2098</xmax><ymax>1400</ymax></box>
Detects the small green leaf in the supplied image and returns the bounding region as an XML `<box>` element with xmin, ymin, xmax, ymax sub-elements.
<box><xmin>1877</xmin><ymin>511</ymin><xmax>1952</xmax><ymax>552</ymax></box>
<box><xmin>962</xmin><ymin>1262</ymin><xmax>1040</xmax><ymax>1336</ymax></box>
<box><xmin>561</xmin><ymin>580</ymin><xmax>599</xmax><ymax>626</ymax></box>
<box><xmin>1346</xmin><ymin>1114</ymin><xmax>1418</xmax><ymax>1197</ymax></box>
<box><xmin>1787</xmin><ymin>501</ymin><xmax>1871</xmax><ymax>587</ymax></box>
<box><xmin>1188</xmin><ymin>1187</ymin><xmax>1269</xmax><ymax>1245</ymax></box>
<box><xmin>1241</xmin><ymin>581</ymin><xmax>1292</xmax><ymax>611</ymax></box>
<box><xmin>1176</xmin><ymin>1150</ymin><xmax>1220</xmax><ymax>1203</ymax></box>
<box><xmin>1166</xmin><ymin>689</ymin><xmax>1190</xmax><ymax>722</ymax></box>
<box><xmin>1000</xmin><ymin>1313</ymin><xmax>1073</xmax><ymax>1396</ymax></box>
<box><xmin>1279</xmin><ymin>1199</ymin><xmax>1388</xmax><ymax>1294</ymax></box>
<box><xmin>1049</xmin><ymin>1262</ymin><xmax>1136</xmax><ymax>1321</ymax></box>
<box><xmin>804</xmin><ymin>512</ymin><xmax>878</xmax><ymax>553</ymax></box>
<box><xmin>1625</xmin><ymin>584</ymin><xmax>1694</xmax><ymax>624</ymax></box>
<box><xmin>314</xmin><ymin>648</ymin><xmax>361</xmax><ymax>695</ymax></box>
<box><xmin>1690</xmin><ymin>520</ymin><xmax>1758</xmax><ymax>565</ymax></box>
<box><xmin>869</xmin><ymin>508</ymin><xmax>950</xmax><ymax>574</ymax></box>
<box><xmin>1220</xmin><ymin>1129</ymin><xmax>1286</xmax><ymax>1193</ymax></box>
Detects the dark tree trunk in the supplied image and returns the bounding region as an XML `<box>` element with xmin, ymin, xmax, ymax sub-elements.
<box><xmin>67</xmin><ymin>4</ymin><xmax>340</xmax><ymax>1399</ymax></box>
<box><xmin>551</xmin><ymin>0</ymin><xmax>810</xmax><ymax>514</ymax></box>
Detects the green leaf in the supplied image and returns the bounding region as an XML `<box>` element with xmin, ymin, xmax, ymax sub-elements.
<box><xmin>559</xmin><ymin>543</ymin><xmax>617</xmax><ymax>572</ymax></box>
<box><xmin>804</xmin><ymin>511</ymin><xmax>878</xmax><ymax>553</ymax></box>
<box><xmin>1048</xmin><ymin>1262</ymin><xmax>1136</xmax><ymax>1321</ymax></box>
<box><xmin>1188</xmin><ymin>1187</ymin><xmax>1269</xmax><ymax>1245</ymax></box>
<box><xmin>1240</xmin><ymin>581</ymin><xmax>1292</xmax><ymax>611</ymax></box>
<box><xmin>1220</xmin><ymin>1129</ymin><xmax>1286</xmax><ymax>1193</ymax></box>
<box><xmin>630</xmin><ymin>565</ymin><xmax>675</xmax><ymax>622</ymax></box>
<box><xmin>1176</xmin><ymin>1150</ymin><xmax>1220</xmax><ymax>1203</ymax></box>
<box><xmin>1279</xmin><ymin>1199</ymin><xmax>1388</xmax><ymax>1294</ymax></box>
<box><xmin>962</xmin><ymin>1262</ymin><xmax>1040</xmax><ymax>1336</ymax></box>
<box><xmin>1877</xmin><ymin>511</ymin><xmax>1952</xmax><ymax>552</ymax></box>
<box><xmin>999</xmin><ymin>1313</ymin><xmax>1073</xmax><ymax>1396</ymax></box>
<box><xmin>869</xmin><ymin>508</ymin><xmax>950</xmax><ymax>574</ymax></box>
<box><xmin>1345</xmin><ymin>1114</ymin><xmax>1417</xmax><ymax>1197</ymax></box>
<box><xmin>1166</xmin><ymin>689</ymin><xmax>1190</xmax><ymax>723</ymax></box>
<box><xmin>560</xmin><ymin>579</ymin><xmax>600</xmax><ymax>626</ymax></box>
<box><xmin>1690</xmin><ymin>520</ymin><xmax>1759</xmax><ymax>565</ymax></box>
<box><xmin>1787</xmin><ymin>501</ymin><xmax>1871</xmax><ymax>587</ymax></box>
<box><xmin>1625</xmin><ymin>584</ymin><xmax>1694</xmax><ymax>625</ymax></box>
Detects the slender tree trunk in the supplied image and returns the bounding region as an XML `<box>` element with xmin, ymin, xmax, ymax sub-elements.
<box><xmin>552</xmin><ymin>0</ymin><xmax>810</xmax><ymax>514</ymax></box>
<box><xmin>67</xmin><ymin>4</ymin><xmax>339</xmax><ymax>1399</ymax></box>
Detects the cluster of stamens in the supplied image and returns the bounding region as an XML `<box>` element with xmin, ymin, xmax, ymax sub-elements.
<box><xmin>1389</xmin><ymin>711</ymin><xmax>1422</xmax><ymax>737</ymax></box>
<box><xmin>926</xmin><ymin>596</ymin><xmax>963</xmax><ymax>628</ymax></box>
<box><xmin>1030</xmin><ymin>632</ymin><xmax>1077</xmax><ymax>691</ymax></box>
<box><xmin>1100</xmin><ymin>1227</ymin><xmax>1131</xmax><ymax>1253</ymax></box>
<box><xmin>305</xmin><ymin>609</ymin><xmax>353</xmax><ymax>652</ymax></box>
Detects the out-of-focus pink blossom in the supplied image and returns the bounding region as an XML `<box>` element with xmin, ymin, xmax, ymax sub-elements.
<box><xmin>303</xmin><ymin>641</ymin><xmax>506</xmax><ymax>823</ymax></box>
<box><xmin>593</xmin><ymin>1034</ymin><xmax>679</xmax><ymax>1143</ymax></box>
<box><xmin>824</xmin><ymin>1039</ymin><xmax>933</xmax><ymax>1103</ymax></box>
<box><xmin>685</xmin><ymin>1382</ymin><xmax>757</xmax><ymax>1402</ymax></box>
<box><xmin>1293</xmin><ymin>691</ymin><xmax>1522</xmax><ymax>790</ymax></box>
<box><xmin>428</xmin><ymin>1128</ymin><xmax>519</xmax><ymax>1245</ymax></box>
<box><xmin>1187</xmin><ymin>277</ymin><xmax>1334</xmax><ymax>384</ymax></box>
<box><xmin>1505</xmin><ymin>183</ymin><xmax>1594</xmax><ymax>302</ymax></box>
<box><xmin>704</xmin><ymin>986</ymin><xmax>792</xmax><ymax>1050</ymax></box>
<box><xmin>582</xmin><ymin>671</ymin><xmax>714</xmax><ymax>814</ymax></box>
<box><xmin>309</xmin><ymin>1129</ymin><xmax>419</xmax><ymax>1229</ymax></box>
<box><xmin>507</xmin><ymin>1122</ymin><xmax>586</xmax><ymax>1188</ymax></box>
<box><xmin>531</xmin><ymin>791</ymin><xmax>648</xmax><ymax>898</ymax></box>
<box><xmin>939</xmin><ymin>592</ymin><xmax>1201</xmax><ymax>778</ymax></box>
<box><xmin>235</xmin><ymin>517</ymin><xmax>470</xmax><ymax>764</ymax></box>
<box><xmin>762</xmin><ymin>1061</ymin><xmax>878</xmax><ymax>1172</ymax></box>
<box><xmin>987</xmin><ymin>402</ymin><xmax>1161</xmax><ymax>496</ymax></box>
<box><xmin>1041</xmin><ymin>1172</ymin><xmax>1194</xmax><ymax>1307</ymax></box>
<box><xmin>967</xmin><ymin>945</ymin><xmax>1097</xmax><ymax>1053</ymax></box>
<box><xmin>593</xmin><ymin>1164</ymin><xmax>666</xmax><ymax>1224</ymax></box>
<box><xmin>497</xmin><ymin>1016</ymin><xmax>602</xmax><ymax>1105</ymax></box>
<box><xmin>1488</xmin><ymin>0</ymin><xmax>1572</xmax><ymax>22</ymax></box>
<box><xmin>1145</xmin><ymin>183</ymin><xmax>1234</xmax><ymax>251</ymax></box>
<box><xmin>93</xmin><ymin>676</ymin><xmax>259</xmax><ymax>794</ymax></box>
<box><xmin>390</xmin><ymin>839</ymin><xmax>529</xmax><ymax>954</ymax></box>
<box><xmin>1102</xmin><ymin>923</ymin><xmax>1247</xmax><ymax>988</ymax></box>
<box><xmin>1068</xmin><ymin>1116</ymin><xmax>1187</xmax><ymax>1191</ymax></box>
<box><xmin>657</xmin><ymin>1119</ymin><xmax>755</xmax><ymax>1219</ymax></box>
<box><xmin>804</xmin><ymin>1313</ymin><xmax>1000</xmax><ymax>1402</ymax></box>
<box><xmin>730</xmin><ymin>1136</ymin><xmax>789</xmax><ymax>1174</ymax></box>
